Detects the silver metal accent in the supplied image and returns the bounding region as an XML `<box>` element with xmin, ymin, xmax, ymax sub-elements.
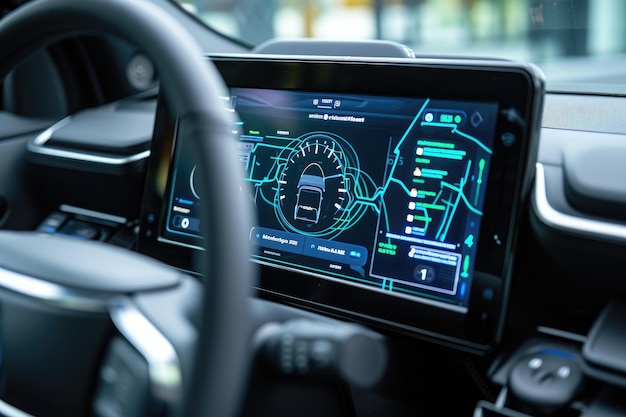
<box><xmin>28</xmin><ymin>118</ymin><xmax>150</xmax><ymax>166</ymax></box>
<box><xmin>109</xmin><ymin>297</ymin><xmax>183</xmax><ymax>405</ymax></box>
<box><xmin>533</xmin><ymin>162</ymin><xmax>626</xmax><ymax>243</ymax></box>
<box><xmin>31</xmin><ymin>117</ymin><xmax>72</xmax><ymax>145</ymax></box>
<box><xmin>0</xmin><ymin>265</ymin><xmax>182</xmax><ymax>411</ymax></box>
<box><xmin>0</xmin><ymin>266</ymin><xmax>110</xmax><ymax>313</ymax></box>
<box><xmin>536</xmin><ymin>326</ymin><xmax>587</xmax><ymax>343</ymax></box>
<box><xmin>157</xmin><ymin>236</ymin><xmax>204</xmax><ymax>251</ymax></box>
<box><xmin>494</xmin><ymin>387</ymin><xmax>508</xmax><ymax>409</ymax></box>
<box><xmin>0</xmin><ymin>398</ymin><xmax>35</xmax><ymax>417</ymax></box>
<box><xmin>60</xmin><ymin>204</ymin><xmax>127</xmax><ymax>224</ymax></box>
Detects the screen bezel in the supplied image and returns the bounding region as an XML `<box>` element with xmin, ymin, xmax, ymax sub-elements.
<box><xmin>138</xmin><ymin>54</ymin><xmax>544</xmax><ymax>353</ymax></box>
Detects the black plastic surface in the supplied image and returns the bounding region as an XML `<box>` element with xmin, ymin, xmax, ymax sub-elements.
<box><xmin>3</xmin><ymin>49</ymin><xmax>68</xmax><ymax>118</ymax></box>
<box><xmin>46</xmin><ymin>105</ymin><xmax>154</xmax><ymax>155</ymax></box>
<box><xmin>579</xmin><ymin>387</ymin><xmax>626</xmax><ymax>417</ymax></box>
<box><xmin>584</xmin><ymin>301</ymin><xmax>626</xmax><ymax>374</ymax></box>
<box><xmin>0</xmin><ymin>287</ymin><xmax>111</xmax><ymax>417</ymax></box>
<box><xmin>0</xmin><ymin>231</ymin><xmax>181</xmax><ymax>293</ymax></box>
<box><xmin>93</xmin><ymin>338</ymin><xmax>151</xmax><ymax>417</ymax></box>
<box><xmin>474</xmin><ymin>401</ymin><xmax>533</xmax><ymax>417</ymax></box>
<box><xmin>564</xmin><ymin>143</ymin><xmax>626</xmax><ymax>220</ymax></box>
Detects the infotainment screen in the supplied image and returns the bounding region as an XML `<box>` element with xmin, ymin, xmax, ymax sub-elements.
<box><xmin>138</xmin><ymin>55</ymin><xmax>544</xmax><ymax>351</ymax></box>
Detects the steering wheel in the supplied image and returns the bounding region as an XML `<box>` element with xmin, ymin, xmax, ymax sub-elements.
<box><xmin>0</xmin><ymin>1</ymin><xmax>255</xmax><ymax>416</ymax></box>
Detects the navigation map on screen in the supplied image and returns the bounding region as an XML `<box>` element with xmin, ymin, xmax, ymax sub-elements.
<box><xmin>164</xmin><ymin>87</ymin><xmax>498</xmax><ymax>309</ymax></box>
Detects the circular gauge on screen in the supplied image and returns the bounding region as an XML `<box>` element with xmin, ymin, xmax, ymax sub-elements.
<box><xmin>276</xmin><ymin>133</ymin><xmax>356</xmax><ymax>238</ymax></box>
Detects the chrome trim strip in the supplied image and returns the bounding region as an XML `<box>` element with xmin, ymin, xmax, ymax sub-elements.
<box><xmin>157</xmin><ymin>236</ymin><xmax>204</xmax><ymax>251</ymax></box>
<box><xmin>533</xmin><ymin>162</ymin><xmax>626</xmax><ymax>243</ymax></box>
<box><xmin>28</xmin><ymin>118</ymin><xmax>150</xmax><ymax>166</ymax></box>
<box><xmin>109</xmin><ymin>297</ymin><xmax>182</xmax><ymax>405</ymax></box>
<box><xmin>494</xmin><ymin>387</ymin><xmax>508</xmax><ymax>409</ymax></box>
<box><xmin>60</xmin><ymin>204</ymin><xmax>127</xmax><ymax>224</ymax></box>
<box><xmin>29</xmin><ymin>143</ymin><xmax>150</xmax><ymax>166</ymax></box>
<box><xmin>0</xmin><ymin>398</ymin><xmax>35</xmax><ymax>417</ymax></box>
<box><xmin>536</xmin><ymin>326</ymin><xmax>587</xmax><ymax>343</ymax></box>
<box><xmin>31</xmin><ymin>117</ymin><xmax>72</xmax><ymax>145</ymax></box>
<box><xmin>0</xmin><ymin>267</ymin><xmax>110</xmax><ymax>313</ymax></box>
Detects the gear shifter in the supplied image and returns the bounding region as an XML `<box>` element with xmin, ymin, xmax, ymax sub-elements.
<box><xmin>508</xmin><ymin>350</ymin><xmax>584</xmax><ymax>414</ymax></box>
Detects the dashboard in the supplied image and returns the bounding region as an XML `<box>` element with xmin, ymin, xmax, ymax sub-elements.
<box><xmin>137</xmin><ymin>54</ymin><xmax>544</xmax><ymax>352</ymax></box>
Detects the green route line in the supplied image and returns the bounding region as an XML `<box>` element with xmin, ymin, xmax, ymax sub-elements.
<box><xmin>247</xmin><ymin>156</ymin><xmax>284</xmax><ymax>186</ymax></box>
<box><xmin>325</xmin><ymin>173</ymin><xmax>344</xmax><ymax>180</ymax></box>
<box><xmin>389</xmin><ymin>177</ymin><xmax>413</xmax><ymax>199</ymax></box>
<box><xmin>379</xmin><ymin>198</ymin><xmax>391</xmax><ymax>244</ymax></box>
<box><xmin>356</xmin><ymin>99</ymin><xmax>430</xmax><ymax>203</ymax></box>
<box><xmin>247</xmin><ymin>136</ymin><xmax>345</xmax><ymax>185</ymax></box>
<box><xmin>420</xmin><ymin>121</ymin><xmax>493</xmax><ymax>154</ymax></box>
<box><xmin>474</xmin><ymin>158</ymin><xmax>486</xmax><ymax>206</ymax></box>
<box><xmin>439</xmin><ymin>180</ymin><xmax>483</xmax><ymax>216</ymax></box>
<box><xmin>258</xmin><ymin>188</ymin><xmax>274</xmax><ymax>206</ymax></box>
<box><xmin>246</xmin><ymin>154</ymin><xmax>256</xmax><ymax>177</ymax></box>
<box><xmin>452</xmin><ymin>129</ymin><xmax>492</xmax><ymax>155</ymax></box>
<box><xmin>436</xmin><ymin>160</ymin><xmax>471</xmax><ymax>241</ymax></box>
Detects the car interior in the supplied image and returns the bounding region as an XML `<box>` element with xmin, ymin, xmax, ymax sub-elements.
<box><xmin>0</xmin><ymin>0</ymin><xmax>626</xmax><ymax>417</ymax></box>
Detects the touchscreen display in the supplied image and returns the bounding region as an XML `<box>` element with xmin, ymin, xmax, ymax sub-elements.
<box><xmin>139</xmin><ymin>55</ymin><xmax>544</xmax><ymax>349</ymax></box>
<box><xmin>162</xmin><ymin>88</ymin><xmax>498</xmax><ymax>310</ymax></box>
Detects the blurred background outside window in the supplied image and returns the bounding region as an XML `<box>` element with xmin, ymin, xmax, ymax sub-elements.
<box><xmin>175</xmin><ymin>0</ymin><xmax>626</xmax><ymax>63</ymax></box>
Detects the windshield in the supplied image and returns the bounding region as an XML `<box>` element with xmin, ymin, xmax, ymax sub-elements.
<box><xmin>175</xmin><ymin>0</ymin><xmax>626</xmax><ymax>94</ymax></box>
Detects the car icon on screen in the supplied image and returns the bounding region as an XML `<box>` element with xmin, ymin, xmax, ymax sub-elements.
<box><xmin>294</xmin><ymin>163</ymin><xmax>326</xmax><ymax>224</ymax></box>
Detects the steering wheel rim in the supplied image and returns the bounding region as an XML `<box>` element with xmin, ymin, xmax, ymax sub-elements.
<box><xmin>0</xmin><ymin>1</ymin><xmax>255</xmax><ymax>416</ymax></box>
